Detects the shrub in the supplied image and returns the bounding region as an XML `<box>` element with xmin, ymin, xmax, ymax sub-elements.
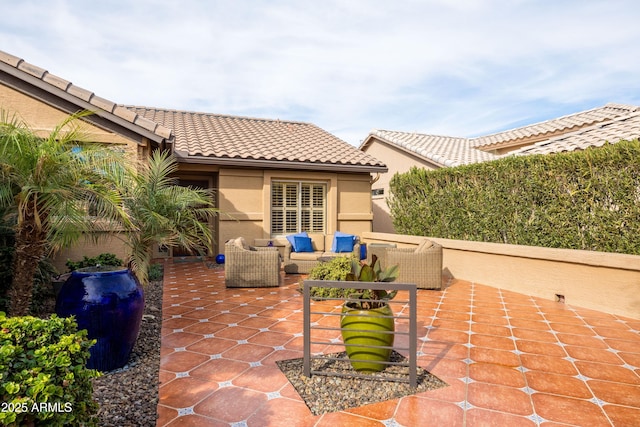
<box><xmin>306</xmin><ymin>256</ymin><xmax>357</xmax><ymax>299</ymax></box>
<box><xmin>65</xmin><ymin>253</ymin><xmax>123</xmax><ymax>272</ymax></box>
<box><xmin>0</xmin><ymin>313</ymin><xmax>100</xmax><ymax>426</ymax></box>
<box><xmin>389</xmin><ymin>139</ymin><xmax>640</xmax><ymax>255</ymax></box>
<box><xmin>148</xmin><ymin>263</ymin><xmax>164</xmax><ymax>282</ymax></box>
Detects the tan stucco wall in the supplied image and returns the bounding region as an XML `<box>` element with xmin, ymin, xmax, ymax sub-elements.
<box><xmin>362</xmin><ymin>138</ymin><xmax>439</xmax><ymax>233</ymax></box>
<box><xmin>52</xmin><ymin>233</ymin><xmax>130</xmax><ymax>273</ymax></box>
<box><xmin>362</xmin><ymin>232</ymin><xmax>640</xmax><ymax>319</ymax></box>
<box><xmin>217</xmin><ymin>168</ymin><xmax>374</xmax><ymax>254</ymax></box>
<box><xmin>0</xmin><ymin>84</ymin><xmax>141</xmax><ymax>157</ymax></box>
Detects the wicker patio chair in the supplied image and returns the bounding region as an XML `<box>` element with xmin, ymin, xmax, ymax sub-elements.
<box><xmin>224</xmin><ymin>238</ymin><xmax>280</xmax><ymax>288</ymax></box>
<box><xmin>385</xmin><ymin>240</ymin><xmax>443</xmax><ymax>289</ymax></box>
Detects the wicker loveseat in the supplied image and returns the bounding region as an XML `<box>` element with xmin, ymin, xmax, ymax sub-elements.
<box><xmin>385</xmin><ymin>239</ymin><xmax>443</xmax><ymax>289</ymax></box>
<box><xmin>225</xmin><ymin>237</ymin><xmax>280</xmax><ymax>288</ymax></box>
<box><xmin>283</xmin><ymin>232</ymin><xmax>360</xmax><ymax>274</ymax></box>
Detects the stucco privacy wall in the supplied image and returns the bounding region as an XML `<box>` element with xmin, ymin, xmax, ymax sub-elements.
<box><xmin>218</xmin><ymin>168</ymin><xmax>373</xmax><ymax>251</ymax></box>
<box><xmin>362</xmin><ymin>232</ymin><xmax>640</xmax><ymax>319</ymax></box>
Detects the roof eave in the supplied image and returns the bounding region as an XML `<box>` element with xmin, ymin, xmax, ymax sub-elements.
<box><xmin>0</xmin><ymin>62</ymin><xmax>167</xmax><ymax>145</ymax></box>
<box><xmin>173</xmin><ymin>151</ymin><xmax>387</xmax><ymax>173</ymax></box>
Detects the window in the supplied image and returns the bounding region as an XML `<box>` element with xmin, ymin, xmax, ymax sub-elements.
<box><xmin>271</xmin><ymin>181</ymin><xmax>326</xmax><ymax>235</ymax></box>
<box><xmin>372</xmin><ymin>188</ymin><xmax>384</xmax><ymax>196</ymax></box>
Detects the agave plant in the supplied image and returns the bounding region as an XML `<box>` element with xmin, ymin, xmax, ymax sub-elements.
<box><xmin>344</xmin><ymin>255</ymin><xmax>399</xmax><ymax>310</ymax></box>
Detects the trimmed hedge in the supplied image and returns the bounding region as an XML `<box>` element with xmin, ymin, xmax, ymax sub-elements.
<box><xmin>0</xmin><ymin>313</ymin><xmax>100</xmax><ymax>426</ymax></box>
<box><xmin>389</xmin><ymin>139</ymin><xmax>640</xmax><ymax>255</ymax></box>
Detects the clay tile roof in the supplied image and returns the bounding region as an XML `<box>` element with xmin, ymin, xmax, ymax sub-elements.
<box><xmin>511</xmin><ymin>111</ymin><xmax>640</xmax><ymax>156</ymax></box>
<box><xmin>471</xmin><ymin>103</ymin><xmax>640</xmax><ymax>148</ymax></box>
<box><xmin>0</xmin><ymin>49</ymin><xmax>172</xmax><ymax>143</ymax></box>
<box><xmin>366</xmin><ymin>129</ymin><xmax>499</xmax><ymax>167</ymax></box>
<box><xmin>127</xmin><ymin>107</ymin><xmax>387</xmax><ymax>172</ymax></box>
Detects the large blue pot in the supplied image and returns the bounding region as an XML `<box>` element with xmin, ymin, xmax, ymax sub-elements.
<box><xmin>55</xmin><ymin>266</ymin><xmax>145</xmax><ymax>372</ymax></box>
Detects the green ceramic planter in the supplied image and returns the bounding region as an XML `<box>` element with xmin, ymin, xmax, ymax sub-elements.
<box><xmin>340</xmin><ymin>303</ymin><xmax>395</xmax><ymax>372</ymax></box>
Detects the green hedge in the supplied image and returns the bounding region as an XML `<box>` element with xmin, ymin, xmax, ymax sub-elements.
<box><xmin>389</xmin><ymin>139</ymin><xmax>640</xmax><ymax>255</ymax></box>
<box><xmin>0</xmin><ymin>313</ymin><xmax>100</xmax><ymax>426</ymax></box>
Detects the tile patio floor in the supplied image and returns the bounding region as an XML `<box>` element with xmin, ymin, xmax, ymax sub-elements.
<box><xmin>156</xmin><ymin>260</ymin><xmax>640</xmax><ymax>426</ymax></box>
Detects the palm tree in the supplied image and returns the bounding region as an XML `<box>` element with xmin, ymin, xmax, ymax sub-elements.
<box><xmin>0</xmin><ymin>111</ymin><xmax>127</xmax><ymax>316</ymax></box>
<box><xmin>118</xmin><ymin>150</ymin><xmax>217</xmax><ymax>286</ymax></box>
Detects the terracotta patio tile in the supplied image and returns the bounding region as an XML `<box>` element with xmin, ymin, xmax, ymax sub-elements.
<box><xmin>194</xmin><ymin>386</ymin><xmax>267</xmax><ymax>422</ymax></box>
<box><xmin>520</xmin><ymin>354</ymin><xmax>578</xmax><ymax>376</ymax></box>
<box><xmin>564</xmin><ymin>345</ymin><xmax>625</xmax><ymax>364</ymax></box>
<box><xmin>468</xmin><ymin>363</ymin><xmax>526</xmax><ymax>388</ymax></box>
<box><xmin>159</xmin><ymin>376</ymin><xmax>217</xmax><ymax>408</ymax></box>
<box><xmin>509</xmin><ymin>318</ymin><xmax>550</xmax><ymax>331</ymax></box>
<box><xmin>604</xmin><ymin>338</ymin><xmax>640</xmax><ymax>353</ymax></box>
<box><xmin>588</xmin><ymin>380</ymin><xmax>640</xmax><ymax>406</ymax></box>
<box><xmin>512</xmin><ymin>328</ymin><xmax>557</xmax><ymax>343</ymax></box>
<box><xmin>431</xmin><ymin>318</ymin><xmax>470</xmax><ymax>331</ymax></box>
<box><xmin>466</xmin><ymin>408</ymin><xmax>537</xmax><ymax>427</ymax></box>
<box><xmin>470</xmin><ymin>334</ymin><xmax>516</xmax><ymax>351</ymax></box>
<box><xmin>316</xmin><ymin>411</ymin><xmax>385</xmax><ymax>426</ymax></box>
<box><xmin>186</xmin><ymin>337</ymin><xmax>237</xmax><ymax>356</ymax></box>
<box><xmin>549</xmin><ymin>322</ymin><xmax>596</xmax><ymax>336</ymax></box>
<box><xmin>435</xmin><ymin>309</ymin><xmax>472</xmax><ymax>321</ymax></box>
<box><xmin>213</xmin><ymin>325</ymin><xmax>259</xmax><ymax>340</ymax></box>
<box><xmin>395</xmin><ymin>396</ymin><xmax>464</xmax><ymax>426</ymax></box>
<box><xmin>163</xmin><ymin>317</ymin><xmax>200</xmax><ymax>330</ymax></box>
<box><xmin>161</xmin><ymin>351</ymin><xmax>210</xmax><ymax>373</ymax></box>
<box><xmin>427</xmin><ymin>328</ymin><xmax>469</xmax><ymax>344</ymax></box>
<box><xmin>182</xmin><ymin>321</ymin><xmax>228</xmax><ymax>335</ymax></box>
<box><xmin>604</xmin><ymin>404</ymin><xmax>640</xmax><ymax>427</ymax></box>
<box><xmin>471</xmin><ymin>323</ymin><xmax>512</xmax><ymax>337</ymax></box>
<box><xmin>619</xmin><ymin>351</ymin><xmax>640</xmax><ymax>368</ymax></box>
<box><xmin>525</xmin><ymin>371</ymin><xmax>593</xmax><ymax>398</ymax></box>
<box><xmin>162</xmin><ymin>331</ymin><xmax>203</xmax><ymax>349</ymax></box>
<box><xmin>471</xmin><ymin>313</ymin><xmax>510</xmax><ymax>325</ymax></box>
<box><xmin>247</xmin><ymin>398</ymin><xmax>316</xmax><ymax>427</ymax></box>
<box><xmin>575</xmin><ymin>360</ymin><xmax>640</xmax><ymax>384</ymax></box>
<box><xmin>427</xmin><ymin>357</ymin><xmax>468</xmax><ymax>378</ymax></box>
<box><xmin>416</xmin><ymin>376</ymin><xmax>463</xmax><ymax>402</ymax></box>
<box><xmin>232</xmin><ymin>364</ymin><xmax>289</xmax><ymax>393</ymax></box>
<box><xmin>156</xmin><ymin>405</ymin><xmax>178</xmax><ymax>426</ymax></box>
<box><xmin>165</xmin><ymin>414</ymin><xmax>227</xmax><ymax>427</ymax></box>
<box><xmin>470</xmin><ymin>347</ymin><xmax>520</xmax><ymax>367</ymax></box>
<box><xmin>467</xmin><ymin>382</ymin><xmax>533</xmax><ymax>415</ymax></box>
<box><xmin>421</xmin><ymin>341</ymin><xmax>469</xmax><ymax>359</ymax></box>
<box><xmin>222</xmin><ymin>343</ymin><xmax>275</xmax><ymax>362</ymax></box>
<box><xmin>345</xmin><ymin>398</ymin><xmax>399</xmax><ymax>420</ymax></box>
<box><xmin>592</xmin><ymin>326</ymin><xmax>640</xmax><ymax>342</ymax></box>
<box><xmin>261</xmin><ymin>349</ymin><xmax>303</xmax><ymax>365</ymax></box>
<box><xmin>181</xmin><ymin>308</ymin><xmax>219</xmax><ymax>320</ymax></box>
<box><xmin>556</xmin><ymin>332</ymin><xmax>607</xmax><ymax>348</ymax></box>
<box><xmin>188</xmin><ymin>358</ymin><xmax>250</xmax><ymax>383</ymax></box>
<box><xmin>531</xmin><ymin>393</ymin><xmax>610</xmax><ymax>426</ymax></box>
<box><xmin>247</xmin><ymin>330</ymin><xmax>292</xmax><ymax>347</ymax></box>
<box><xmin>515</xmin><ymin>339</ymin><xmax>566</xmax><ymax>357</ymax></box>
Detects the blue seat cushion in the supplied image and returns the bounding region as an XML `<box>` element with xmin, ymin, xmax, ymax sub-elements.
<box><xmin>293</xmin><ymin>235</ymin><xmax>314</xmax><ymax>253</ymax></box>
<box><xmin>332</xmin><ymin>231</ymin><xmax>356</xmax><ymax>252</ymax></box>
<box><xmin>286</xmin><ymin>232</ymin><xmax>309</xmax><ymax>252</ymax></box>
<box><xmin>335</xmin><ymin>235</ymin><xmax>355</xmax><ymax>253</ymax></box>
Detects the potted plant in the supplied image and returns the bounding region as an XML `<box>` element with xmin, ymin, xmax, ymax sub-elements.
<box><xmin>340</xmin><ymin>255</ymin><xmax>399</xmax><ymax>373</ymax></box>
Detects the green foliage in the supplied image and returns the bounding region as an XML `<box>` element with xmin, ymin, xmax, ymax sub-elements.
<box><xmin>0</xmin><ymin>312</ymin><xmax>100</xmax><ymax>426</ymax></box>
<box><xmin>345</xmin><ymin>255</ymin><xmax>399</xmax><ymax>309</ymax></box>
<box><xmin>65</xmin><ymin>253</ymin><xmax>123</xmax><ymax>272</ymax></box>
<box><xmin>389</xmin><ymin>140</ymin><xmax>640</xmax><ymax>255</ymax></box>
<box><xmin>306</xmin><ymin>256</ymin><xmax>357</xmax><ymax>299</ymax></box>
<box><xmin>147</xmin><ymin>263</ymin><xmax>164</xmax><ymax>282</ymax></box>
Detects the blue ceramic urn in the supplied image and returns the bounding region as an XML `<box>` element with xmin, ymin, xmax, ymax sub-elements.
<box><xmin>55</xmin><ymin>266</ymin><xmax>144</xmax><ymax>372</ymax></box>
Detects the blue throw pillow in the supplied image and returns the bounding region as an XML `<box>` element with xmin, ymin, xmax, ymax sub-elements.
<box><xmin>335</xmin><ymin>235</ymin><xmax>355</xmax><ymax>253</ymax></box>
<box><xmin>286</xmin><ymin>232</ymin><xmax>308</xmax><ymax>252</ymax></box>
<box><xmin>332</xmin><ymin>231</ymin><xmax>356</xmax><ymax>252</ymax></box>
<box><xmin>294</xmin><ymin>235</ymin><xmax>314</xmax><ymax>252</ymax></box>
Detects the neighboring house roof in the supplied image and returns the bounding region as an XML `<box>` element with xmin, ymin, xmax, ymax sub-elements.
<box><xmin>511</xmin><ymin>111</ymin><xmax>640</xmax><ymax>156</ymax></box>
<box><xmin>471</xmin><ymin>103</ymin><xmax>640</xmax><ymax>150</ymax></box>
<box><xmin>365</xmin><ymin>130</ymin><xmax>498</xmax><ymax>167</ymax></box>
<box><xmin>0</xmin><ymin>50</ymin><xmax>172</xmax><ymax>144</ymax></box>
<box><xmin>128</xmin><ymin>106</ymin><xmax>387</xmax><ymax>173</ymax></box>
<box><xmin>361</xmin><ymin>103</ymin><xmax>640</xmax><ymax>168</ymax></box>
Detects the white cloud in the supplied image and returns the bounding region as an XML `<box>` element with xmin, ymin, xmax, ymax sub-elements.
<box><xmin>2</xmin><ymin>0</ymin><xmax>640</xmax><ymax>145</ymax></box>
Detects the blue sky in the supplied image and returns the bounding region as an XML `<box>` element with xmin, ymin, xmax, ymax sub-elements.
<box><xmin>3</xmin><ymin>0</ymin><xmax>640</xmax><ymax>146</ymax></box>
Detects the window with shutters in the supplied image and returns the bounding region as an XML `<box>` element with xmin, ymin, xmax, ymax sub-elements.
<box><xmin>271</xmin><ymin>181</ymin><xmax>326</xmax><ymax>235</ymax></box>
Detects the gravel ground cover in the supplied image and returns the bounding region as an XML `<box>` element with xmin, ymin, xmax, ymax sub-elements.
<box><xmin>276</xmin><ymin>350</ymin><xmax>447</xmax><ymax>415</ymax></box>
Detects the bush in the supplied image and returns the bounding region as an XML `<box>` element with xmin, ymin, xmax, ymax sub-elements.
<box><xmin>306</xmin><ymin>256</ymin><xmax>357</xmax><ymax>299</ymax></box>
<box><xmin>65</xmin><ymin>253</ymin><xmax>123</xmax><ymax>272</ymax></box>
<box><xmin>389</xmin><ymin>139</ymin><xmax>640</xmax><ymax>255</ymax></box>
<box><xmin>148</xmin><ymin>263</ymin><xmax>164</xmax><ymax>282</ymax></box>
<box><xmin>0</xmin><ymin>313</ymin><xmax>100</xmax><ymax>426</ymax></box>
